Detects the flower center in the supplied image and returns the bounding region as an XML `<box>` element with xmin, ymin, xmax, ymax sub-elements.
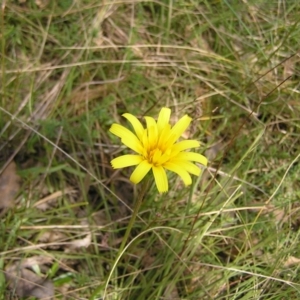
<box><xmin>141</xmin><ymin>125</ymin><xmax>173</xmax><ymax>166</ymax></box>
<box><xmin>145</xmin><ymin>147</ymin><xmax>172</xmax><ymax>167</ymax></box>
<box><xmin>148</xmin><ymin>148</ymin><xmax>161</xmax><ymax>165</ymax></box>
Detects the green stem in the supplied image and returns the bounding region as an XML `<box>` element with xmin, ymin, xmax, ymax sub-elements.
<box><xmin>118</xmin><ymin>178</ymin><xmax>150</xmax><ymax>255</ymax></box>
<box><xmin>99</xmin><ymin>179</ymin><xmax>151</xmax><ymax>299</ymax></box>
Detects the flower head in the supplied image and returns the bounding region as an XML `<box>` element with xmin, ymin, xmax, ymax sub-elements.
<box><xmin>109</xmin><ymin>107</ymin><xmax>207</xmax><ymax>193</ymax></box>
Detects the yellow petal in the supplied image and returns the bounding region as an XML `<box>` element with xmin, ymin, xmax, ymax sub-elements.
<box><xmin>110</xmin><ymin>124</ymin><xmax>144</xmax><ymax>154</ymax></box>
<box><xmin>163</xmin><ymin>162</ymin><xmax>192</xmax><ymax>185</ymax></box>
<box><xmin>121</xmin><ymin>137</ymin><xmax>144</xmax><ymax>154</ymax></box>
<box><xmin>130</xmin><ymin>160</ymin><xmax>152</xmax><ymax>184</ymax></box>
<box><xmin>144</xmin><ymin>116</ymin><xmax>156</xmax><ymax>129</ymax></box>
<box><xmin>162</xmin><ymin>115</ymin><xmax>192</xmax><ymax>150</ymax></box>
<box><xmin>182</xmin><ymin>161</ymin><xmax>201</xmax><ymax>175</ymax></box>
<box><xmin>169</xmin><ymin>159</ymin><xmax>200</xmax><ymax>176</ymax></box>
<box><xmin>141</xmin><ymin>128</ymin><xmax>149</xmax><ymax>151</ymax></box>
<box><xmin>156</xmin><ymin>152</ymin><xmax>170</xmax><ymax>165</ymax></box>
<box><xmin>147</xmin><ymin>125</ymin><xmax>158</xmax><ymax>148</ymax></box>
<box><xmin>157</xmin><ymin>107</ymin><xmax>171</xmax><ymax>132</ymax></box>
<box><xmin>171</xmin><ymin>140</ymin><xmax>200</xmax><ymax>154</ymax></box>
<box><xmin>157</xmin><ymin>124</ymin><xmax>171</xmax><ymax>150</ymax></box>
<box><xmin>111</xmin><ymin>155</ymin><xmax>143</xmax><ymax>169</ymax></box>
<box><xmin>122</xmin><ymin>113</ymin><xmax>144</xmax><ymax>140</ymax></box>
<box><xmin>110</xmin><ymin>124</ymin><xmax>140</xmax><ymax>143</ymax></box>
<box><xmin>152</xmin><ymin>149</ymin><xmax>162</xmax><ymax>164</ymax></box>
<box><xmin>176</xmin><ymin>152</ymin><xmax>208</xmax><ymax>166</ymax></box>
<box><xmin>152</xmin><ymin>166</ymin><xmax>168</xmax><ymax>193</ymax></box>
<box><xmin>169</xmin><ymin>115</ymin><xmax>192</xmax><ymax>141</ymax></box>
<box><xmin>110</xmin><ymin>123</ymin><xmax>133</xmax><ymax>139</ymax></box>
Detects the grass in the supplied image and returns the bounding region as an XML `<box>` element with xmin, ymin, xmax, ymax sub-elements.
<box><xmin>1</xmin><ymin>0</ymin><xmax>300</xmax><ymax>299</ymax></box>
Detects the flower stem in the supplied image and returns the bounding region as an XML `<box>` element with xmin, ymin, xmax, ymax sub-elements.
<box><xmin>101</xmin><ymin>179</ymin><xmax>151</xmax><ymax>298</ymax></box>
<box><xmin>118</xmin><ymin>178</ymin><xmax>150</xmax><ymax>255</ymax></box>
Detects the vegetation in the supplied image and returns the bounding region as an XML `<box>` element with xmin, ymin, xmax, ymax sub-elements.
<box><xmin>1</xmin><ymin>1</ymin><xmax>300</xmax><ymax>299</ymax></box>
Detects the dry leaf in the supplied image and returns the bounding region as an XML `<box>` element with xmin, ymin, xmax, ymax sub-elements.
<box><xmin>5</xmin><ymin>257</ymin><xmax>54</xmax><ymax>299</ymax></box>
<box><xmin>38</xmin><ymin>230</ymin><xmax>68</xmax><ymax>249</ymax></box>
<box><xmin>283</xmin><ymin>256</ymin><xmax>300</xmax><ymax>268</ymax></box>
<box><xmin>68</xmin><ymin>233</ymin><xmax>91</xmax><ymax>250</ymax></box>
<box><xmin>20</xmin><ymin>256</ymin><xmax>54</xmax><ymax>269</ymax></box>
<box><xmin>0</xmin><ymin>161</ymin><xmax>20</xmax><ymax>217</ymax></box>
<box><xmin>264</xmin><ymin>204</ymin><xmax>287</xmax><ymax>224</ymax></box>
<box><xmin>35</xmin><ymin>0</ymin><xmax>50</xmax><ymax>8</ymax></box>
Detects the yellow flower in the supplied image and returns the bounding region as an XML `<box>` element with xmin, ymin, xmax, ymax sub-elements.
<box><xmin>109</xmin><ymin>107</ymin><xmax>208</xmax><ymax>193</ymax></box>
